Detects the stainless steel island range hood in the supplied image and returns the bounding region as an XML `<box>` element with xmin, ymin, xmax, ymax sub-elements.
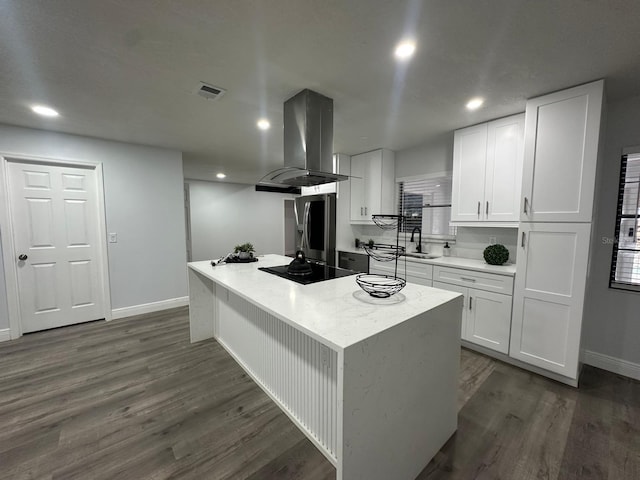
<box><xmin>260</xmin><ymin>89</ymin><xmax>348</xmax><ymax>187</ymax></box>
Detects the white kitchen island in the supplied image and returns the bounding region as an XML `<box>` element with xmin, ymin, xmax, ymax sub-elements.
<box><xmin>188</xmin><ymin>254</ymin><xmax>462</xmax><ymax>480</ymax></box>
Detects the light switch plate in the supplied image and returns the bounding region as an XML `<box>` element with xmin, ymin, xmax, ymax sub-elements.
<box><xmin>489</xmin><ymin>236</ymin><xmax>497</xmax><ymax>245</ymax></box>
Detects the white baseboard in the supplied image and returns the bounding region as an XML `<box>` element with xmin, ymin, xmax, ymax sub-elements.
<box><xmin>583</xmin><ymin>350</ymin><xmax>640</xmax><ymax>381</ymax></box>
<box><xmin>111</xmin><ymin>296</ymin><xmax>189</xmax><ymax>320</ymax></box>
<box><xmin>0</xmin><ymin>328</ymin><xmax>10</xmax><ymax>342</ymax></box>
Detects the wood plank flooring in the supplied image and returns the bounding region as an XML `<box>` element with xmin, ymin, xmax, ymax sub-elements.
<box><xmin>0</xmin><ymin>307</ymin><xmax>638</xmax><ymax>479</ymax></box>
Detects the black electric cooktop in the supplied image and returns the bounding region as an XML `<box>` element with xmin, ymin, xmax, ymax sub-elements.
<box><xmin>259</xmin><ymin>263</ymin><xmax>357</xmax><ymax>285</ymax></box>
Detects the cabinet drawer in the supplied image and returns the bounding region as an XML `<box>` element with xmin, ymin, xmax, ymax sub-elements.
<box><xmin>433</xmin><ymin>266</ymin><xmax>513</xmax><ymax>294</ymax></box>
<box><xmin>338</xmin><ymin>251</ymin><xmax>369</xmax><ymax>273</ymax></box>
<box><xmin>370</xmin><ymin>258</ymin><xmax>433</xmax><ymax>280</ymax></box>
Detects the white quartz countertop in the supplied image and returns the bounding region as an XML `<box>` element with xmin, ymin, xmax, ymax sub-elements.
<box><xmin>188</xmin><ymin>254</ymin><xmax>461</xmax><ymax>351</ymax></box>
<box><xmin>338</xmin><ymin>247</ymin><xmax>516</xmax><ymax>276</ymax></box>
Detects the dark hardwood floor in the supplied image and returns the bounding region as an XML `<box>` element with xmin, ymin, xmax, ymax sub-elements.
<box><xmin>0</xmin><ymin>307</ymin><xmax>638</xmax><ymax>479</ymax></box>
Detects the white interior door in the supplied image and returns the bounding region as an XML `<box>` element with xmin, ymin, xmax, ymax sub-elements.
<box><xmin>8</xmin><ymin>161</ymin><xmax>105</xmax><ymax>333</ymax></box>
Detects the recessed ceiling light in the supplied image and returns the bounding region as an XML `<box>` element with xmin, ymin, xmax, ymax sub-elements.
<box><xmin>31</xmin><ymin>105</ymin><xmax>59</xmax><ymax>117</ymax></box>
<box><xmin>466</xmin><ymin>97</ymin><xmax>484</xmax><ymax>111</ymax></box>
<box><xmin>216</xmin><ymin>173</ymin><xmax>226</xmax><ymax>179</ymax></box>
<box><xmin>394</xmin><ymin>40</ymin><xmax>416</xmax><ymax>60</ymax></box>
<box><xmin>257</xmin><ymin>118</ymin><xmax>271</xmax><ymax>130</ymax></box>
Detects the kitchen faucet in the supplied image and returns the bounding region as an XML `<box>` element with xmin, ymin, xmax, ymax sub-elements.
<box><xmin>410</xmin><ymin>227</ymin><xmax>422</xmax><ymax>253</ymax></box>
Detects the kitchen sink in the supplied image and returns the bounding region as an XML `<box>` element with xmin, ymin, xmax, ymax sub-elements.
<box><xmin>402</xmin><ymin>252</ymin><xmax>441</xmax><ymax>260</ymax></box>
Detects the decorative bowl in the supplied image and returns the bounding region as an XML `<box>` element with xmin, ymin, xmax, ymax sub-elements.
<box><xmin>362</xmin><ymin>244</ymin><xmax>405</xmax><ymax>261</ymax></box>
<box><xmin>356</xmin><ymin>274</ymin><xmax>406</xmax><ymax>298</ymax></box>
<box><xmin>371</xmin><ymin>214</ymin><xmax>403</xmax><ymax>230</ymax></box>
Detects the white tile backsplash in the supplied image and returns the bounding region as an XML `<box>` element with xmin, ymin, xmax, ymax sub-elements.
<box><xmin>345</xmin><ymin>225</ymin><xmax>518</xmax><ymax>263</ymax></box>
<box><xmin>453</xmin><ymin>227</ymin><xmax>518</xmax><ymax>263</ymax></box>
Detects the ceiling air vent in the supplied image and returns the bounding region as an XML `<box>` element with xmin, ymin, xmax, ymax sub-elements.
<box><xmin>195</xmin><ymin>82</ymin><xmax>226</xmax><ymax>101</ymax></box>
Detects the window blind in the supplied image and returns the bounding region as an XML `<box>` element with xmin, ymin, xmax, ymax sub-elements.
<box><xmin>610</xmin><ymin>153</ymin><xmax>640</xmax><ymax>291</ymax></box>
<box><xmin>397</xmin><ymin>174</ymin><xmax>456</xmax><ymax>236</ymax></box>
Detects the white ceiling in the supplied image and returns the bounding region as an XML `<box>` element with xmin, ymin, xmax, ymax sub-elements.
<box><xmin>2</xmin><ymin>1</ymin><xmax>640</xmax><ymax>184</ymax></box>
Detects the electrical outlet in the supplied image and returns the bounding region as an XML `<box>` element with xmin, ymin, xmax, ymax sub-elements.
<box><xmin>108</xmin><ymin>233</ymin><xmax>118</xmax><ymax>243</ymax></box>
<box><xmin>489</xmin><ymin>236</ymin><xmax>497</xmax><ymax>245</ymax></box>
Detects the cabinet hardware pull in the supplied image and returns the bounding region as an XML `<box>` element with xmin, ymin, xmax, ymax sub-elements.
<box><xmin>461</xmin><ymin>277</ymin><xmax>476</xmax><ymax>282</ymax></box>
<box><xmin>521</xmin><ymin>231</ymin><xmax>526</xmax><ymax>248</ymax></box>
<box><xmin>360</xmin><ymin>207</ymin><xmax>363</xmax><ymax>216</ymax></box>
<box><xmin>469</xmin><ymin>297</ymin><xmax>473</xmax><ymax>310</ymax></box>
<box><xmin>365</xmin><ymin>206</ymin><xmax>368</xmax><ymax>216</ymax></box>
<box><xmin>477</xmin><ymin>201</ymin><xmax>481</xmax><ymax>217</ymax></box>
<box><xmin>486</xmin><ymin>201</ymin><xmax>489</xmax><ymax>216</ymax></box>
<box><xmin>523</xmin><ymin>197</ymin><xmax>529</xmax><ymax>215</ymax></box>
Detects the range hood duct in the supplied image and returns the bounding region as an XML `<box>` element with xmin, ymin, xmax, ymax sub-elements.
<box><xmin>260</xmin><ymin>89</ymin><xmax>348</xmax><ymax>187</ymax></box>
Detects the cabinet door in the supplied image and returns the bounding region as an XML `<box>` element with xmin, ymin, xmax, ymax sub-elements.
<box><xmin>433</xmin><ymin>281</ymin><xmax>468</xmax><ymax>338</ymax></box>
<box><xmin>350</xmin><ymin>153</ymin><xmax>366</xmax><ymax>221</ymax></box>
<box><xmin>350</xmin><ymin>149</ymin><xmax>395</xmax><ymax>223</ymax></box>
<box><xmin>510</xmin><ymin>222</ymin><xmax>591</xmax><ymax>379</ymax></box>
<box><xmin>363</xmin><ymin>150</ymin><xmax>382</xmax><ymax>219</ymax></box>
<box><xmin>520</xmin><ymin>80</ymin><xmax>603</xmax><ymax>222</ymax></box>
<box><xmin>405</xmin><ymin>274</ymin><xmax>433</xmax><ymax>287</ymax></box>
<box><xmin>451</xmin><ymin>123</ymin><xmax>488</xmax><ymax>222</ymax></box>
<box><xmin>485</xmin><ymin>114</ymin><xmax>524</xmax><ymax>222</ymax></box>
<box><xmin>467</xmin><ymin>289</ymin><xmax>512</xmax><ymax>354</ymax></box>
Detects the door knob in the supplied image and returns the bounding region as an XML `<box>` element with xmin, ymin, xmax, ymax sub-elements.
<box><xmin>18</xmin><ymin>254</ymin><xmax>28</xmax><ymax>261</ymax></box>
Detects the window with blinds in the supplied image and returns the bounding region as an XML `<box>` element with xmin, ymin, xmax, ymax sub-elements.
<box><xmin>397</xmin><ymin>173</ymin><xmax>456</xmax><ymax>236</ymax></box>
<box><xmin>610</xmin><ymin>153</ymin><xmax>640</xmax><ymax>291</ymax></box>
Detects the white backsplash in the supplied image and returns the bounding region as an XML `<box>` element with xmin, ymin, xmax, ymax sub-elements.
<box><xmin>345</xmin><ymin>224</ymin><xmax>518</xmax><ymax>264</ymax></box>
<box><xmin>453</xmin><ymin>227</ymin><xmax>518</xmax><ymax>263</ymax></box>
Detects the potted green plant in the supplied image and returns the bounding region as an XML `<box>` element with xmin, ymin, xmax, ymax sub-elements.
<box><xmin>234</xmin><ymin>242</ymin><xmax>255</xmax><ymax>260</ymax></box>
<box><xmin>483</xmin><ymin>244</ymin><xmax>509</xmax><ymax>265</ymax></box>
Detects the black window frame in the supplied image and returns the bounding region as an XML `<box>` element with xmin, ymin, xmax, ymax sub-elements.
<box><xmin>609</xmin><ymin>153</ymin><xmax>640</xmax><ymax>292</ymax></box>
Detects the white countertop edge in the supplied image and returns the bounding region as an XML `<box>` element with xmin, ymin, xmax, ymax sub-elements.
<box><xmin>188</xmin><ymin>255</ymin><xmax>462</xmax><ymax>350</ymax></box>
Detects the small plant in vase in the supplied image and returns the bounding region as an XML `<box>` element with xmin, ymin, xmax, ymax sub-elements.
<box><xmin>234</xmin><ymin>242</ymin><xmax>255</xmax><ymax>260</ymax></box>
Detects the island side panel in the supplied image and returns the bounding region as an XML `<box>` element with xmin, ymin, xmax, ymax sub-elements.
<box><xmin>338</xmin><ymin>297</ymin><xmax>462</xmax><ymax>480</ymax></box>
<box><xmin>216</xmin><ymin>287</ymin><xmax>340</xmax><ymax>464</ymax></box>
<box><xmin>188</xmin><ymin>268</ymin><xmax>216</xmax><ymax>342</ymax></box>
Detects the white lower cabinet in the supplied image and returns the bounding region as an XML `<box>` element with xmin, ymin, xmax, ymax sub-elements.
<box><xmin>369</xmin><ymin>258</ymin><xmax>433</xmax><ymax>287</ymax></box>
<box><xmin>433</xmin><ymin>267</ymin><xmax>513</xmax><ymax>354</ymax></box>
<box><xmin>510</xmin><ymin>222</ymin><xmax>591</xmax><ymax>379</ymax></box>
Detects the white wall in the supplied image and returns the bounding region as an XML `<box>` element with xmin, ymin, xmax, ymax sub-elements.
<box><xmin>583</xmin><ymin>96</ymin><xmax>640</xmax><ymax>366</ymax></box>
<box><xmin>187</xmin><ymin>180</ymin><xmax>297</xmax><ymax>261</ymax></box>
<box><xmin>0</xmin><ymin>124</ymin><xmax>187</xmax><ymax>324</ymax></box>
<box><xmin>395</xmin><ymin>133</ymin><xmax>453</xmax><ymax>178</ymax></box>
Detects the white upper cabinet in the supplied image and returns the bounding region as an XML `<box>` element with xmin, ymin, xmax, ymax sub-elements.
<box><xmin>451</xmin><ymin>113</ymin><xmax>524</xmax><ymax>225</ymax></box>
<box><xmin>520</xmin><ymin>80</ymin><xmax>604</xmax><ymax>223</ymax></box>
<box><xmin>301</xmin><ymin>182</ymin><xmax>337</xmax><ymax>196</ymax></box>
<box><xmin>350</xmin><ymin>149</ymin><xmax>395</xmax><ymax>224</ymax></box>
<box><xmin>485</xmin><ymin>115</ymin><xmax>525</xmax><ymax>222</ymax></box>
<box><xmin>451</xmin><ymin>123</ymin><xmax>488</xmax><ymax>222</ymax></box>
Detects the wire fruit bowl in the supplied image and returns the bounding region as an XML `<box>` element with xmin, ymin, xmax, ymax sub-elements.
<box><xmin>363</xmin><ymin>244</ymin><xmax>405</xmax><ymax>262</ymax></box>
<box><xmin>371</xmin><ymin>214</ymin><xmax>403</xmax><ymax>230</ymax></box>
<box><xmin>356</xmin><ymin>274</ymin><xmax>406</xmax><ymax>298</ymax></box>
